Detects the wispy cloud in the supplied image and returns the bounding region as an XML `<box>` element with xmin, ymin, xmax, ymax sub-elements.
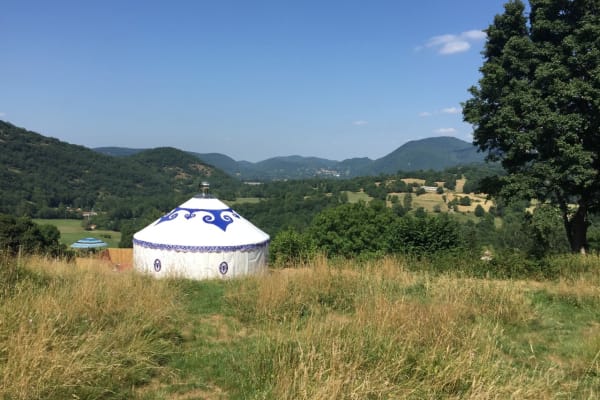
<box><xmin>419</xmin><ymin>107</ymin><xmax>461</xmax><ymax>117</ymax></box>
<box><xmin>419</xmin><ymin>29</ymin><xmax>486</xmax><ymax>55</ymax></box>
<box><xmin>0</xmin><ymin>112</ymin><xmax>5</xmax><ymax>118</ymax></box>
<box><xmin>434</xmin><ymin>128</ymin><xmax>457</xmax><ymax>134</ymax></box>
<box><xmin>352</xmin><ymin>120</ymin><xmax>368</xmax><ymax>126</ymax></box>
<box><xmin>441</xmin><ymin>107</ymin><xmax>461</xmax><ymax>114</ymax></box>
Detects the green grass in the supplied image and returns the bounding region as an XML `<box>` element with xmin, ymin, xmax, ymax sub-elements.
<box><xmin>152</xmin><ymin>257</ymin><xmax>600</xmax><ymax>399</ymax></box>
<box><xmin>0</xmin><ymin>255</ymin><xmax>181</xmax><ymax>399</ymax></box>
<box><xmin>409</xmin><ymin>192</ymin><xmax>446</xmax><ymax>212</ymax></box>
<box><xmin>344</xmin><ymin>191</ymin><xmax>372</xmax><ymax>203</ymax></box>
<box><xmin>3</xmin><ymin>254</ymin><xmax>599</xmax><ymax>399</ymax></box>
<box><xmin>34</xmin><ymin>218</ymin><xmax>121</xmax><ymax>247</ymax></box>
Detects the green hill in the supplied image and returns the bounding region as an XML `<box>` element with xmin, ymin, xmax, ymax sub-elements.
<box><xmin>370</xmin><ymin>136</ymin><xmax>485</xmax><ymax>174</ymax></box>
<box><xmin>0</xmin><ymin>120</ymin><xmax>236</xmax><ymax>217</ymax></box>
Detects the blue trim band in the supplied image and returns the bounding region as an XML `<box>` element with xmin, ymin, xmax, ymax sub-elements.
<box><xmin>133</xmin><ymin>238</ymin><xmax>270</xmax><ymax>253</ymax></box>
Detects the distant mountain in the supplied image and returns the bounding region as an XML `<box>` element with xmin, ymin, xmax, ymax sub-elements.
<box><xmin>370</xmin><ymin>136</ymin><xmax>485</xmax><ymax>174</ymax></box>
<box><xmin>250</xmin><ymin>156</ymin><xmax>340</xmax><ymax>179</ymax></box>
<box><xmin>94</xmin><ymin>136</ymin><xmax>485</xmax><ymax>180</ymax></box>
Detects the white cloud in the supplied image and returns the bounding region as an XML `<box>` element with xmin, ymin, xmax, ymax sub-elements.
<box><xmin>0</xmin><ymin>112</ymin><xmax>5</xmax><ymax>118</ymax></box>
<box><xmin>439</xmin><ymin>41</ymin><xmax>471</xmax><ymax>54</ymax></box>
<box><xmin>441</xmin><ymin>107</ymin><xmax>461</xmax><ymax>114</ymax></box>
<box><xmin>434</xmin><ymin>128</ymin><xmax>457</xmax><ymax>134</ymax></box>
<box><xmin>352</xmin><ymin>120</ymin><xmax>368</xmax><ymax>126</ymax></box>
<box><xmin>462</xmin><ymin>30</ymin><xmax>487</xmax><ymax>41</ymax></box>
<box><xmin>422</xmin><ymin>29</ymin><xmax>486</xmax><ymax>55</ymax></box>
<box><xmin>419</xmin><ymin>107</ymin><xmax>461</xmax><ymax>117</ymax></box>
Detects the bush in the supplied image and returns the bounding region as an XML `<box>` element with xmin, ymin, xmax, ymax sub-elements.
<box><xmin>388</xmin><ymin>214</ymin><xmax>463</xmax><ymax>256</ymax></box>
<box><xmin>270</xmin><ymin>228</ymin><xmax>316</xmax><ymax>266</ymax></box>
<box><xmin>0</xmin><ymin>214</ymin><xmax>69</xmax><ymax>257</ymax></box>
<box><xmin>309</xmin><ymin>202</ymin><xmax>396</xmax><ymax>258</ymax></box>
<box><xmin>474</xmin><ymin>204</ymin><xmax>485</xmax><ymax>217</ymax></box>
<box><xmin>459</xmin><ymin>196</ymin><xmax>472</xmax><ymax>206</ymax></box>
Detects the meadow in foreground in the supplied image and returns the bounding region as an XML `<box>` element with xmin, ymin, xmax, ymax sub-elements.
<box><xmin>1</xmin><ymin>253</ymin><xmax>598</xmax><ymax>399</ymax></box>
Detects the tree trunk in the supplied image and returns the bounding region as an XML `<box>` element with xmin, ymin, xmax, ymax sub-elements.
<box><xmin>566</xmin><ymin>203</ymin><xmax>588</xmax><ymax>254</ymax></box>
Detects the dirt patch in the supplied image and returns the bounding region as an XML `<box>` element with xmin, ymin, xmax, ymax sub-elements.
<box><xmin>136</xmin><ymin>380</ymin><xmax>227</xmax><ymax>400</ymax></box>
<box><xmin>199</xmin><ymin>314</ymin><xmax>249</xmax><ymax>343</ymax></box>
<box><xmin>191</xmin><ymin>163</ymin><xmax>213</xmax><ymax>176</ymax></box>
<box><xmin>169</xmin><ymin>386</ymin><xmax>227</xmax><ymax>400</ymax></box>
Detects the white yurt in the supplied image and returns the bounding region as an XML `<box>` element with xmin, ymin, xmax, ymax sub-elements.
<box><xmin>133</xmin><ymin>186</ymin><xmax>269</xmax><ymax>280</ymax></box>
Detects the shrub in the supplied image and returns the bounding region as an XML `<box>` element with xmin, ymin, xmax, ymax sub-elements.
<box><xmin>459</xmin><ymin>196</ymin><xmax>472</xmax><ymax>206</ymax></box>
<box><xmin>270</xmin><ymin>228</ymin><xmax>316</xmax><ymax>266</ymax></box>
<box><xmin>388</xmin><ymin>214</ymin><xmax>463</xmax><ymax>256</ymax></box>
<box><xmin>0</xmin><ymin>214</ymin><xmax>69</xmax><ymax>257</ymax></box>
<box><xmin>474</xmin><ymin>204</ymin><xmax>485</xmax><ymax>217</ymax></box>
<box><xmin>309</xmin><ymin>202</ymin><xmax>395</xmax><ymax>258</ymax></box>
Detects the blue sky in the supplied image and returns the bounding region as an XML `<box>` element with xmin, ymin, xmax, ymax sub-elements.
<box><xmin>1</xmin><ymin>1</ymin><xmax>508</xmax><ymax>162</ymax></box>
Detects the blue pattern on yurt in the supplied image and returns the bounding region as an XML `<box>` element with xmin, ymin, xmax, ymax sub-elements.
<box><xmin>132</xmin><ymin>238</ymin><xmax>270</xmax><ymax>253</ymax></box>
<box><xmin>155</xmin><ymin>207</ymin><xmax>240</xmax><ymax>232</ymax></box>
<box><xmin>219</xmin><ymin>261</ymin><xmax>228</xmax><ymax>275</ymax></box>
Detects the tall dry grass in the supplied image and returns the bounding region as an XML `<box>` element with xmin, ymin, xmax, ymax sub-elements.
<box><xmin>0</xmin><ymin>254</ymin><xmax>181</xmax><ymax>399</ymax></box>
<box><xmin>224</xmin><ymin>256</ymin><xmax>599</xmax><ymax>399</ymax></box>
<box><xmin>2</xmin><ymin>252</ymin><xmax>597</xmax><ymax>399</ymax></box>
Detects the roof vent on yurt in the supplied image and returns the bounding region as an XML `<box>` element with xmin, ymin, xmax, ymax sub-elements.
<box><xmin>199</xmin><ymin>181</ymin><xmax>211</xmax><ymax>198</ymax></box>
<box><xmin>132</xmin><ymin>181</ymin><xmax>270</xmax><ymax>280</ymax></box>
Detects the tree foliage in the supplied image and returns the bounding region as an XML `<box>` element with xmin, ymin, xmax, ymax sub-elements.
<box><xmin>309</xmin><ymin>202</ymin><xmax>395</xmax><ymax>257</ymax></box>
<box><xmin>0</xmin><ymin>214</ymin><xmax>68</xmax><ymax>256</ymax></box>
<box><xmin>307</xmin><ymin>202</ymin><xmax>464</xmax><ymax>258</ymax></box>
<box><xmin>269</xmin><ymin>228</ymin><xmax>316</xmax><ymax>265</ymax></box>
<box><xmin>463</xmin><ymin>0</ymin><xmax>600</xmax><ymax>253</ymax></box>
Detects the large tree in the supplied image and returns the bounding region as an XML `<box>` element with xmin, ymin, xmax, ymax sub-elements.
<box><xmin>463</xmin><ymin>0</ymin><xmax>600</xmax><ymax>254</ymax></box>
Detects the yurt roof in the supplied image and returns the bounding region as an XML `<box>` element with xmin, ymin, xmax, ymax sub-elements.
<box><xmin>133</xmin><ymin>195</ymin><xmax>270</xmax><ymax>252</ymax></box>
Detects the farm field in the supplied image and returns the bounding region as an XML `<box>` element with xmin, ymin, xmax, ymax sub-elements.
<box><xmin>2</xmin><ymin>254</ymin><xmax>598</xmax><ymax>399</ymax></box>
<box><xmin>34</xmin><ymin>218</ymin><xmax>121</xmax><ymax>248</ymax></box>
<box><xmin>344</xmin><ymin>190</ymin><xmax>373</xmax><ymax>203</ymax></box>
<box><xmin>392</xmin><ymin>192</ymin><xmax>494</xmax><ymax>215</ymax></box>
<box><xmin>228</xmin><ymin>197</ymin><xmax>262</xmax><ymax>205</ymax></box>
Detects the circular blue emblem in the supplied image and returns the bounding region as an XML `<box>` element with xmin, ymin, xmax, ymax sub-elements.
<box><xmin>219</xmin><ymin>261</ymin><xmax>228</xmax><ymax>275</ymax></box>
<box><xmin>153</xmin><ymin>259</ymin><xmax>162</xmax><ymax>272</ymax></box>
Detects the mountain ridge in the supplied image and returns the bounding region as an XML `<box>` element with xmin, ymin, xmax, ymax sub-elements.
<box><xmin>95</xmin><ymin>136</ymin><xmax>485</xmax><ymax>179</ymax></box>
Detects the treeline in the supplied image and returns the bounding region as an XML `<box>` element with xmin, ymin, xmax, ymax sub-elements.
<box><xmin>84</xmin><ymin>163</ymin><xmax>498</xmax><ymax>247</ymax></box>
<box><xmin>268</xmin><ymin>198</ymin><xmax>600</xmax><ymax>272</ymax></box>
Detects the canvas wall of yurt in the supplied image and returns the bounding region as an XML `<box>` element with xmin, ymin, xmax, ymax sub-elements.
<box><xmin>133</xmin><ymin>191</ymin><xmax>270</xmax><ymax>280</ymax></box>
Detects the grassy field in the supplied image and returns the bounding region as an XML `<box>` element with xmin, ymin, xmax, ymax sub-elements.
<box><xmin>344</xmin><ymin>190</ymin><xmax>373</xmax><ymax>203</ymax></box>
<box><xmin>227</xmin><ymin>197</ymin><xmax>262</xmax><ymax>205</ymax></box>
<box><xmin>34</xmin><ymin>219</ymin><xmax>121</xmax><ymax>248</ymax></box>
<box><xmin>391</xmin><ymin>192</ymin><xmax>494</xmax><ymax>216</ymax></box>
<box><xmin>1</xmin><ymin>254</ymin><xmax>598</xmax><ymax>399</ymax></box>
